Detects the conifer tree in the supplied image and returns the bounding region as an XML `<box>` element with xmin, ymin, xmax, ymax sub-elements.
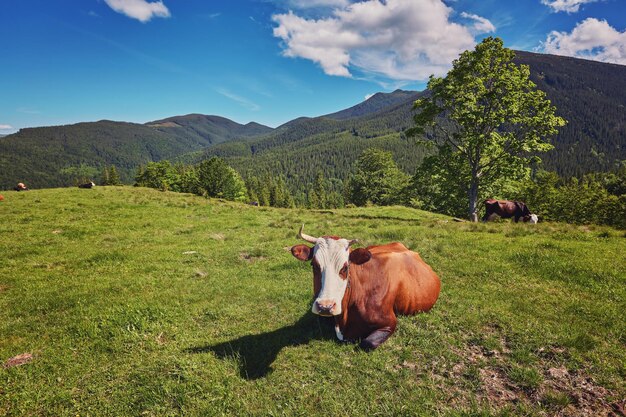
<box><xmin>108</xmin><ymin>165</ymin><xmax>121</xmax><ymax>185</ymax></box>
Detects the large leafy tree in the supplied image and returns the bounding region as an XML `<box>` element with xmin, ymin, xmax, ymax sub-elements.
<box><xmin>408</xmin><ymin>37</ymin><xmax>565</xmax><ymax>221</ymax></box>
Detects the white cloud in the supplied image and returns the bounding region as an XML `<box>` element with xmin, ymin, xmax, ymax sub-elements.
<box><xmin>541</xmin><ymin>0</ymin><xmax>597</xmax><ymax>13</ymax></box>
<box><xmin>272</xmin><ymin>0</ymin><xmax>495</xmax><ymax>81</ymax></box>
<box><xmin>460</xmin><ymin>12</ymin><xmax>496</xmax><ymax>34</ymax></box>
<box><xmin>216</xmin><ymin>88</ymin><xmax>261</xmax><ymax>111</ymax></box>
<box><xmin>541</xmin><ymin>18</ymin><xmax>626</xmax><ymax>64</ymax></box>
<box><xmin>0</xmin><ymin>124</ymin><xmax>13</xmax><ymax>130</ymax></box>
<box><xmin>104</xmin><ymin>0</ymin><xmax>170</xmax><ymax>23</ymax></box>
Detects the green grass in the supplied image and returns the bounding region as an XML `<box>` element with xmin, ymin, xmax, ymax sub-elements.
<box><xmin>1</xmin><ymin>187</ymin><xmax>624</xmax><ymax>416</ymax></box>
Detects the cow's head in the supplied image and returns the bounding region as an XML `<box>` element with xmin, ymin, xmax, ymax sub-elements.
<box><xmin>522</xmin><ymin>213</ymin><xmax>539</xmax><ymax>224</ymax></box>
<box><xmin>291</xmin><ymin>225</ymin><xmax>370</xmax><ymax>317</ymax></box>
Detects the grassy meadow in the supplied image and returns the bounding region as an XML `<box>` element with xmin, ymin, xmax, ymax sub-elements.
<box><xmin>1</xmin><ymin>187</ymin><xmax>624</xmax><ymax>416</ymax></box>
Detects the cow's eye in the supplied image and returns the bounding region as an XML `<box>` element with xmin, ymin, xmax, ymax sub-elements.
<box><xmin>339</xmin><ymin>264</ymin><xmax>349</xmax><ymax>279</ymax></box>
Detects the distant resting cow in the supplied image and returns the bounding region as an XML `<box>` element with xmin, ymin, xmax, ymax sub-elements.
<box><xmin>14</xmin><ymin>183</ymin><xmax>28</xmax><ymax>191</ymax></box>
<box><xmin>78</xmin><ymin>181</ymin><xmax>96</xmax><ymax>189</ymax></box>
<box><xmin>290</xmin><ymin>225</ymin><xmax>441</xmax><ymax>350</ymax></box>
<box><xmin>483</xmin><ymin>199</ymin><xmax>538</xmax><ymax>223</ymax></box>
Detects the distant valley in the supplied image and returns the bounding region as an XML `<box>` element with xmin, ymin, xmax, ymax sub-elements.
<box><xmin>1</xmin><ymin>50</ymin><xmax>625</xmax><ymax>190</ymax></box>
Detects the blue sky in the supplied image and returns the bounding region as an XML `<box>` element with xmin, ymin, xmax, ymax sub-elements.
<box><xmin>1</xmin><ymin>0</ymin><xmax>624</xmax><ymax>133</ymax></box>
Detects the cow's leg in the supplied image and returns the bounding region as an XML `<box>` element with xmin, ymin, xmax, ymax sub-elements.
<box><xmin>360</xmin><ymin>323</ymin><xmax>396</xmax><ymax>351</ymax></box>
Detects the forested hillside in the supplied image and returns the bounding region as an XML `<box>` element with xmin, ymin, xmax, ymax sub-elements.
<box><xmin>147</xmin><ymin>114</ymin><xmax>273</xmax><ymax>146</ymax></box>
<box><xmin>198</xmin><ymin>51</ymin><xmax>626</xmax><ymax>193</ymax></box>
<box><xmin>514</xmin><ymin>51</ymin><xmax>626</xmax><ymax>176</ymax></box>
<box><xmin>192</xmin><ymin>90</ymin><xmax>426</xmax><ymax>195</ymax></box>
<box><xmin>323</xmin><ymin>89</ymin><xmax>418</xmax><ymax>120</ymax></box>
<box><xmin>1</xmin><ymin>51</ymin><xmax>624</xmax><ymax>190</ymax></box>
<box><xmin>0</xmin><ymin>117</ymin><xmax>272</xmax><ymax>189</ymax></box>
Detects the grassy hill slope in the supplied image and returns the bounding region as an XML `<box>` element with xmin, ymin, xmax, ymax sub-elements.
<box><xmin>1</xmin><ymin>187</ymin><xmax>624</xmax><ymax>416</ymax></box>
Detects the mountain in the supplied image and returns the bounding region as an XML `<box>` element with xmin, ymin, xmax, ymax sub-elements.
<box><xmin>193</xmin><ymin>89</ymin><xmax>427</xmax><ymax>194</ymax></box>
<box><xmin>323</xmin><ymin>89</ymin><xmax>418</xmax><ymax>120</ymax></box>
<box><xmin>198</xmin><ymin>51</ymin><xmax>626</xmax><ymax>193</ymax></box>
<box><xmin>513</xmin><ymin>50</ymin><xmax>626</xmax><ymax>176</ymax></box>
<box><xmin>147</xmin><ymin>114</ymin><xmax>273</xmax><ymax>146</ymax></box>
<box><xmin>1</xmin><ymin>50</ymin><xmax>624</xmax><ymax>191</ymax></box>
<box><xmin>0</xmin><ymin>116</ymin><xmax>272</xmax><ymax>189</ymax></box>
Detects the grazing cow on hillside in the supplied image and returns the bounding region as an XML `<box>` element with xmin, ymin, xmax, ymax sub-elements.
<box><xmin>0</xmin><ymin>194</ymin><xmax>4</xmax><ymax>202</ymax></box>
<box><xmin>78</xmin><ymin>181</ymin><xmax>96</xmax><ymax>189</ymax></box>
<box><xmin>483</xmin><ymin>199</ymin><xmax>538</xmax><ymax>223</ymax></box>
<box><xmin>13</xmin><ymin>183</ymin><xmax>28</xmax><ymax>191</ymax></box>
<box><xmin>290</xmin><ymin>225</ymin><xmax>441</xmax><ymax>350</ymax></box>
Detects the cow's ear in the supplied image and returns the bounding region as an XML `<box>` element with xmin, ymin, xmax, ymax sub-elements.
<box><xmin>349</xmin><ymin>248</ymin><xmax>371</xmax><ymax>265</ymax></box>
<box><xmin>291</xmin><ymin>244</ymin><xmax>313</xmax><ymax>261</ymax></box>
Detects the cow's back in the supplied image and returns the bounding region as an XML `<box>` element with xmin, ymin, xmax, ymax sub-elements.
<box><xmin>362</xmin><ymin>243</ymin><xmax>440</xmax><ymax>315</ymax></box>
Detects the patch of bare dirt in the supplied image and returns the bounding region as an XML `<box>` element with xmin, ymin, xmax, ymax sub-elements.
<box><xmin>239</xmin><ymin>252</ymin><xmax>266</xmax><ymax>263</ymax></box>
<box><xmin>3</xmin><ymin>353</ymin><xmax>34</xmax><ymax>368</ymax></box>
<box><xmin>479</xmin><ymin>367</ymin><xmax>519</xmax><ymax>405</ymax></box>
<box><xmin>194</xmin><ymin>269</ymin><xmax>208</xmax><ymax>278</ymax></box>
<box><xmin>146</xmin><ymin>121</ymin><xmax>180</xmax><ymax>128</ymax></box>
<box><xmin>155</xmin><ymin>332</ymin><xmax>167</xmax><ymax>345</ymax></box>
<box><xmin>0</xmin><ymin>285</ymin><xmax>9</xmax><ymax>293</ymax></box>
<box><xmin>394</xmin><ymin>360</ymin><xmax>418</xmax><ymax>371</ymax></box>
<box><xmin>535</xmin><ymin>366</ymin><xmax>624</xmax><ymax>417</ymax></box>
<box><xmin>209</xmin><ymin>233</ymin><xmax>225</xmax><ymax>241</ymax></box>
<box><xmin>439</xmin><ymin>333</ymin><xmax>622</xmax><ymax>416</ymax></box>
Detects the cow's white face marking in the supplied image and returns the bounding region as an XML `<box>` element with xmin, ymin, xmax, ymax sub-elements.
<box><xmin>529</xmin><ymin>214</ymin><xmax>538</xmax><ymax>224</ymax></box>
<box><xmin>311</xmin><ymin>237</ymin><xmax>351</xmax><ymax>316</ymax></box>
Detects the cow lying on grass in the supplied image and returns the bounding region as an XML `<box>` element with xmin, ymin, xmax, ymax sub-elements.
<box><xmin>14</xmin><ymin>183</ymin><xmax>28</xmax><ymax>191</ymax></box>
<box><xmin>78</xmin><ymin>181</ymin><xmax>96</xmax><ymax>189</ymax></box>
<box><xmin>291</xmin><ymin>225</ymin><xmax>441</xmax><ymax>350</ymax></box>
<box><xmin>483</xmin><ymin>199</ymin><xmax>538</xmax><ymax>224</ymax></box>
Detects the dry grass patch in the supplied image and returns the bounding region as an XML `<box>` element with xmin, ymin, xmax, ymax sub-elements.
<box><xmin>3</xmin><ymin>353</ymin><xmax>34</xmax><ymax>369</ymax></box>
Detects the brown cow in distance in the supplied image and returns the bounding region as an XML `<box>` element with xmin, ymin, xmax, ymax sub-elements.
<box><xmin>483</xmin><ymin>199</ymin><xmax>538</xmax><ymax>224</ymax></box>
<box><xmin>291</xmin><ymin>225</ymin><xmax>441</xmax><ymax>350</ymax></box>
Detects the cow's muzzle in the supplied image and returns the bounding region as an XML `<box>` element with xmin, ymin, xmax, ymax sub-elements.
<box><xmin>314</xmin><ymin>299</ymin><xmax>337</xmax><ymax>316</ymax></box>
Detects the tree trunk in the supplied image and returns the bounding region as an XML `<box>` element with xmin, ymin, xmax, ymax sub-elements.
<box><xmin>468</xmin><ymin>176</ymin><xmax>479</xmax><ymax>222</ymax></box>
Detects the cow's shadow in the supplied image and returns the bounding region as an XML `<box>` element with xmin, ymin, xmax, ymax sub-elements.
<box><xmin>185</xmin><ymin>311</ymin><xmax>335</xmax><ymax>380</ymax></box>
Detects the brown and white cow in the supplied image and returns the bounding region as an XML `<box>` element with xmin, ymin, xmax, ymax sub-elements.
<box><xmin>14</xmin><ymin>183</ymin><xmax>28</xmax><ymax>192</ymax></box>
<box><xmin>483</xmin><ymin>199</ymin><xmax>538</xmax><ymax>224</ymax></box>
<box><xmin>291</xmin><ymin>225</ymin><xmax>441</xmax><ymax>350</ymax></box>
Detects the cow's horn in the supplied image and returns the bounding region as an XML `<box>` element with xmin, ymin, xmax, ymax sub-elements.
<box><xmin>298</xmin><ymin>224</ymin><xmax>318</xmax><ymax>244</ymax></box>
<box><xmin>348</xmin><ymin>239</ymin><xmax>359</xmax><ymax>247</ymax></box>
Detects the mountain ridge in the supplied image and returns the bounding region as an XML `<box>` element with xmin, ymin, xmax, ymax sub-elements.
<box><xmin>1</xmin><ymin>50</ymin><xmax>625</xmax><ymax>189</ymax></box>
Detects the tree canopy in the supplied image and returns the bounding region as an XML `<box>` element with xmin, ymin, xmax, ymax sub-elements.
<box><xmin>346</xmin><ymin>148</ymin><xmax>409</xmax><ymax>206</ymax></box>
<box><xmin>408</xmin><ymin>37</ymin><xmax>566</xmax><ymax>221</ymax></box>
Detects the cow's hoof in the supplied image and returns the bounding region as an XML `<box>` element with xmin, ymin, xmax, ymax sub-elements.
<box><xmin>359</xmin><ymin>340</ymin><xmax>378</xmax><ymax>352</ymax></box>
